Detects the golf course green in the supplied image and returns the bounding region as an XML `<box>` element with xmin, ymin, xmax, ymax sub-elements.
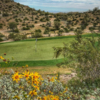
<box><xmin>0</xmin><ymin>34</ymin><xmax>100</xmax><ymax>67</ymax></box>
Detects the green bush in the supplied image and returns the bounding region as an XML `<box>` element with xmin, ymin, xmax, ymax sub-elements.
<box><xmin>22</xmin><ymin>23</ymin><xmax>25</xmax><ymax>26</ymax></box>
<box><xmin>0</xmin><ymin>33</ymin><xmax>4</xmax><ymax>37</ymax></box>
<box><xmin>3</xmin><ymin>13</ymin><xmax>9</xmax><ymax>17</ymax></box>
<box><xmin>0</xmin><ymin>23</ymin><xmax>3</xmax><ymax>29</ymax></box>
<box><xmin>32</xmin><ymin>32</ymin><xmax>42</xmax><ymax>38</ymax></box>
<box><xmin>22</xmin><ymin>27</ymin><xmax>30</xmax><ymax>30</ymax></box>
<box><xmin>64</xmin><ymin>28</ymin><xmax>69</xmax><ymax>32</ymax></box>
<box><xmin>14</xmin><ymin>34</ymin><xmax>22</xmax><ymax>41</ymax></box>
<box><xmin>54</xmin><ymin>21</ymin><xmax>61</xmax><ymax>30</ymax></box>
<box><xmin>8</xmin><ymin>33</ymin><xmax>15</xmax><ymax>39</ymax></box>
<box><xmin>89</xmin><ymin>27</ymin><xmax>95</xmax><ymax>32</ymax></box>
<box><xmin>54</xmin><ymin>33</ymin><xmax>100</xmax><ymax>81</ymax></box>
<box><xmin>32</xmin><ymin>29</ymin><xmax>42</xmax><ymax>38</ymax></box>
<box><xmin>35</xmin><ymin>21</ymin><xmax>37</xmax><ymax>23</ymax></box>
<box><xmin>14</xmin><ymin>28</ymin><xmax>19</xmax><ymax>33</ymax></box>
<box><xmin>50</xmin><ymin>28</ymin><xmax>56</xmax><ymax>31</ymax></box>
<box><xmin>0</xmin><ymin>38</ymin><xmax>3</xmax><ymax>42</ymax></box>
<box><xmin>8</xmin><ymin>22</ymin><xmax>17</xmax><ymax>32</ymax></box>
<box><xmin>44</xmin><ymin>29</ymin><xmax>49</xmax><ymax>34</ymax></box>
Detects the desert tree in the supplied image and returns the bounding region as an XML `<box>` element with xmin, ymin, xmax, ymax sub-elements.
<box><xmin>54</xmin><ymin>21</ymin><xmax>61</xmax><ymax>30</ymax></box>
<box><xmin>53</xmin><ymin>32</ymin><xmax>100</xmax><ymax>81</ymax></box>
<box><xmin>8</xmin><ymin>22</ymin><xmax>17</xmax><ymax>32</ymax></box>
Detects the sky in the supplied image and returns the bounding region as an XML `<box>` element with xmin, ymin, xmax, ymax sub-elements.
<box><xmin>14</xmin><ymin>0</ymin><xmax>100</xmax><ymax>13</ymax></box>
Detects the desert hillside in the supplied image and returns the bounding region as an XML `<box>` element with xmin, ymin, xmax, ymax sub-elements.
<box><xmin>0</xmin><ymin>0</ymin><xmax>100</xmax><ymax>41</ymax></box>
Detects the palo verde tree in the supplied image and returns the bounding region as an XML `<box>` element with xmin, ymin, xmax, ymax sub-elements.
<box><xmin>54</xmin><ymin>33</ymin><xmax>100</xmax><ymax>81</ymax></box>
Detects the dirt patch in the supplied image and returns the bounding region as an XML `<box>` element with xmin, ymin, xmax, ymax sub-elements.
<box><xmin>0</xmin><ymin>39</ymin><xmax>13</xmax><ymax>43</ymax></box>
<box><xmin>0</xmin><ymin>67</ymin><xmax>76</xmax><ymax>84</ymax></box>
<box><xmin>60</xmin><ymin>73</ymin><xmax>76</xmax><ymax>84</ymax></box>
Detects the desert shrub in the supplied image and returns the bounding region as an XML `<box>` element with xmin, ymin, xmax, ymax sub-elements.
<box><xmin>67</xmin><ymin>78</ymin><xmax>100</xmax><ymax>99</ymax></box>
<box><xmin>40</xmin><ymin>18</ymin><xmax>43</xmax><ymax>22</ymax></box>
<box><xmin>32</xmin><ymin>29</ymin><xmax>42</xmax><ymax>38</ymax></box>
<box><xmin>49</xmin><ymin>16</ymin><xmax>52</xmax><ymax>18</ymax></box>
<box><xmin>13</xmin><ymin>15</ymin><xmax>18</xmax><ymax>18</ymax></box>
<box><xmin>59</xmin><ymin>29</ymin><xmax>64</xmax><ymax>33</ymax></box>
<box><xmin>41</xmin><ymin>24</ymin><xmax>45</xmax><ymax>27</ymax></box>
<box><xmin>8</xmin><ymin>33</ymin><xmax>15</xmax><ymax>39</ymax></box>
<box><xmin>54</xmin><ymin>21</ymin><xmax>61</xmax><ymax>30</ymax></box>
<box><xmin>46</xmin><ymin>21</ymin><xmax>51</xmax><ymax>27</ymax></box>
<box><xmin>93</xmin><ymin>22</ymin><xmax>98</xmax><ymax>27</ymax></box>
<box><xmin>22</xmin><ymin>23</ymin><xmax>25</xmax><ymax>26</ymax></box>
<box><xmin>81</xmin><ymin>24</ymin><xmax>86</xmax><ymax>30</ymax></box>
<box><xmin>15</xmin><ymin>18</ymin><xmax>18</xmax><ymax>22</ymax></box>
<box><xmin>24</xmin><ymin>17</ymin><xmax>29</xmax><ymax>21</ymax></box>
<box><xmin>0</xmin><ymin>23</ymin><xmax>3</xmax><ymax>29</ymax></box>
<box><xmin>54</xmin><ymin>33</ymin><xmax>100</xmax><ymax>81</ymax></box>
<box><xmin>69</xmin><ymin>28</ymin><xmax>74</xmax><ymax>31</ymax></box>
<box><xmin>54</xmin><ymin>18</ymin><xmax>60</xmax><ymax>21</ymax></box>
<box><xmin>14</xmin><ymin>28</ymin><xmax>19</xmax><ymax>33</ymax></box>
<box><xmin>35</xmin><ymin>21</ymin><xmax>38</xmax><ymax>23</ymax></box>
<box><xmin>64</xmin><ymin>28</ymin><xmax>69</xmax><ymax>32</ymax></box>
<box><xmin>29</xmin><ymin>24</ymin><xmax>34</xmax><ymax>28</ymax></box>
<box><xmin>61</xmin><ymin>26</ymin><xmax>64</xmax><ymax>28</ymax></box>
<box><xmin>57</xmin><ymin>29</ymin><xmax>64</xmax><ymax>36</ymax></box>
<box><xmin>35</xmin><ymin>17</ymin><xmax>38</xmax><ymax>20</ymax></box>
<box><xmin>44</xmin><ymin>27</ymin><xmax>49</xmax><ymax>34</ymax></box>
<box><xmin>21</xmin><ymin>35</ymin><xmax>27</xmax><ymax>40</ymax></box>
<box><xmin>22</xmin><ymin>27</ymin><xmax>30</xmax><ymax>30</ymax></box>
<box><xmin>50</xmin><ymin>28</ymin><xmax>56</xmax><ymax>31</ymax></box>
<box><xmin>3</xmin><ymin>13</ymin><xmax>9</xmax><ymax>17</ymax></box>
<box><xmin>89</xmin><ymin>27</ymin><xmax>95</xmax><ymax>32</ymax></box>
<box><xmin>0</xmin><ymin>69</ymin><xmax>75</xmax><ymax>100</ymax></box>
<box><xmin>0</xmin><ymin>38</ymin><xmax>3</xmax><ymax>41</ymax></box>
<box><xmin>19</xmin><ymin>19</ymin><xmax>22</xmax><ymax>22</ymax></box>
<box><xmin>98</xmin><ymin>26</ymin><xmax>100</xmax><ymax>32</ymax></box>
<box><xmin>8</xmin><ymin>22</ymin><xmax>17</xmax><ymax>32</ymax></box>
<box><xmin>33</xmin><ymin>32</ymin><xmax>42</xmax><ymax>38</ymax></box>
<box><xmin>45</xmin><ymin>16</ymin><xmax>49</xmax><ymax>21</ymax></box>
<box><xmin>13</xmin><ymin>34</ymin><xmax>22</xmax><ymax>41</ymax></box>
<box><xmin>0</xmin><ymin>33</ymin><xmax>4</xmax><ymax>37</ymax></box>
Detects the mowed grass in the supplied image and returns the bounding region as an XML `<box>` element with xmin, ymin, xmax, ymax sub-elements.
<box><xmin>0</xmin><ymin>37</ymin><xmax>74</xmax><ymax>61</ymax></box>
<box><xmin>0</xmin><ymin>34</ymin><xmax>100</xmax><ymax>67</ymax></box>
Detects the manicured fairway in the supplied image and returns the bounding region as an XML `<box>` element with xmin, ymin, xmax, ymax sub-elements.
<box><xmin>0</xmin><ymin>34</ymin><xmax>100</xmax><ymax>67</ymax></box>
<box><xmin>0</xmin><ymin>37</ymin><xmax>74</xmax><ymax>61</ymax></box>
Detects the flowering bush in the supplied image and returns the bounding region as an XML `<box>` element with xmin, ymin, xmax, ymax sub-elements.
<box><xmin>1</xmin><ymin>55</ymin><xmax>100</xmax><ymax>100</ymax></box>
<box><xmin>0</xmin><ymin>69</ymin><xmax>74</xmax><ymax>100</ymax></box>
<box><xmin>0</xmin><ymin>56</ymin><xmax>74</xmax><ymax>100</ymax></box>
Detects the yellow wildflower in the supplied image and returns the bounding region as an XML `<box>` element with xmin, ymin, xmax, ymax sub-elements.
<box><xmin>50</xmin><ymin>77</ymin><xmax>55</xmax><ymax>82</ymax></box>
<box><xmin>42</xmin><ymin>96</ymin><xmax>47</xmax><ymax>100</ymax></box>
<box><xmin>52</xmin><ymin>96</ymin><xmax>59</xmax><ymax>100</ymax></box>
<box><xmin>12</xmin><ymin>72</ymin><xmax>22</xmax><ymax>83</ymax></box>
<box><xmin>5</xmin><ymin>62</ymin><xmax>8</xmax><ymax>64</ymax></box>
<box><xmin>37</xmin><ymin>97</ymin><xmax>41</xmax><ymax>100</ymax></box>
<box><xmin>13</xmin><ymin>95</ymin><xmax>20</xmax><ymax>99</ymax></box>
<box><xmin>23</xmin><ymin>71</ymin><xmax>30</xmax><ymax>80</ymax></box>
<box><xmin>32</xmin><ymin>79</ymin><xmax>39</xmax><ymax>85</ymax></box>
<box><xmin>0</xmin><ymin>56</ymin><xmax>4</xmax><ymax>59</ymax></box>
<box><xmin>49</xmin><ymin>91</ymin><xmax>53</xmax><ymax>94</ymax></box>
<box><xmin>29</xmin><ymin>90</ymin><xmax>37</xmax><ymax>96</ymax></box>
<box><xmin>31</xmin><ymin>72</ymin><xmax>40</xmax><ymax>79</ymax></box>
<box><xmin>26</xmin><ymin>64</ymin><xmax>28</xmax><ymax>67</ymax></box>
<box><xmin>33</xmin><ymin>85</ymin><xmax>39</xmax><ymax>90</ymax></box>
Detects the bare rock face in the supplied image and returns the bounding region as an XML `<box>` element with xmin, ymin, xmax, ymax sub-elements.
<box><xmin>60</xmin><ymin>73</ymin><xmax>76</xmax><ymax>84</ymax></box>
